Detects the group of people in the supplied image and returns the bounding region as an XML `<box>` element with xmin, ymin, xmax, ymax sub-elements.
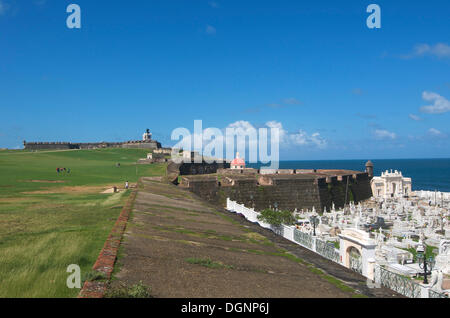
<box><xmin>56</xmin><ymin>167</ymin><xmax>70</xmax><ymax>174</ymax></box>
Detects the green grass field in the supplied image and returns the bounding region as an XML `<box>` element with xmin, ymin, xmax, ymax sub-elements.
<box><xmin>0</xmin><ymin>148</ymin><xmax>166</xmax><ymax>297</ymax></box>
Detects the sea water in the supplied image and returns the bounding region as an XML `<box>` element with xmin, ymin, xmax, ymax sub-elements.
<box><xmin>247</xmin><ymin>158</ymin><xmax>450</xmax><ymax>192</ymax></box>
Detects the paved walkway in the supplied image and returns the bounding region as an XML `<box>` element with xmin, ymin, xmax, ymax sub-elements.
<box><xmin>111</xmin><ymin>177</ymin><xmax>401</xmax><ymax>298</ymax></box>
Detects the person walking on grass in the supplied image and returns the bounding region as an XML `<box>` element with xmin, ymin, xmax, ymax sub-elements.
<box><xmin>125</xmin><ymin>181</ymin><xmax>129</xmax><ymax>190</ymax></box>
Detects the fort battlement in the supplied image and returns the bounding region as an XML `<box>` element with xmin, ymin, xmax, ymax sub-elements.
<box><xmin>177</xmin><ymin>167</ymin><xmax>372</xmax><ymax>212</ymax></box>
<box><xmin>23</xmin><ymin>129</ymin><xmax>162</xmax><ymax>151</ymax></box>
<box><xmin>23</xmin><ymin>140</ymin><xmax>160</xmax><ymax>151</ymax></box>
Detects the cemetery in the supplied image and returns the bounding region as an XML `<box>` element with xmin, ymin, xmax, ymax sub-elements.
<box><xmin>226</xmin><ymin>184</ymin><xmax>450</xmax><ymax>298</ymax></box>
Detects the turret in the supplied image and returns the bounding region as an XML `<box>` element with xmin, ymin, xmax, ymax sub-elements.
<box><xmin>365</xmin><ymin>160</ymin><xmax>374</xmax><ymax>179</ymax></box>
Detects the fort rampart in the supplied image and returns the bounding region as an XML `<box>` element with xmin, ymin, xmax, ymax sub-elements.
<box><xmin>23</xmin><ymin>140</ymin><xmax>161</xmax><ymax>151</ymax></box>
<box><xmin>178</xmin><ymin>169</ymin><xmax>372</xmax><ymax>212</ymax></box>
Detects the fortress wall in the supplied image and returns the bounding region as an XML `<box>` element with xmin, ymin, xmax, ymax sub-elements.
<box><xmin>78</xmin><ymin>143</ymin><xmax>122</xmax><ymax>149</ymax></box>
<box><xmin>186</xmin><ymin>177</ymin><xmax>323</xmax><ymax>212</ymax></box>
<box><xmin>217</xmin><ymin>168</ymin><xmax>257</xmax><ymax>175</ymax></box>
<box><xmin>24</xmin><ymin>141</ymin><xmax>161</xmax><ymax>151</ymax></box>
<box><xmin>24</xmin><ymin>143</ymin><xmax>73</xmax><ymax>150</ymax></box>
<box><xmin>170</xmin><ymin>162</ymin><xmax>231</xmax><ymax>176</ymax></box>
<box><xmin>121</xmin><ymin>141</ymin><xmax>161</xmax><ymax>149</ymax></box>
<box><xmin>184</xmin><ymin>178</ymin><xmax>219</xmax><ymax>202</ymax></box>
<box><xmin>349</xmin><ymin>173</ymin><xmax>373</xmax><ymax>202</ymax></box>
<box><xmin>184</xmin><ymin>173</ymin><xmax>373</xmax><ymax>213</ymax></box>
<box><xmin>318</xmin><ymin>174</ymin><xmax>373</xmax><ymax>211</ymax></box>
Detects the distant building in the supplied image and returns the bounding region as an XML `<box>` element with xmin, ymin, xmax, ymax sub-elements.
<box><xmin>143</xmin><ymin>128</ymin><xmax>152</xmax><ymax>141</ymax></box>
<box><xmin>23</xmin><ymin>129</ymin><xmax>161</xmax><ymax>151</ymax></box>
<box><xmin>371</xmin><ymin>170</ymin><xmax>412</xmax><ymax>198</ymax></box>
<box><xmin>231</xmin><ymin>153</ymin><xmax>245</xmax><ymax>169</ymax></box>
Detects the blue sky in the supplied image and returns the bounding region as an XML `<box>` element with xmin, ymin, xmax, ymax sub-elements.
<box><xmin>0</xmin><ymin>0</ymin><xmax>449</xmax><ymax>160</ymax></box>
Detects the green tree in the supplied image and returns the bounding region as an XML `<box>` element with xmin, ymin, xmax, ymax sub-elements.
<box><xmin>257</xmin><ymin>209</ymin><xmax>296</xmax><ymax>226</ymax></box>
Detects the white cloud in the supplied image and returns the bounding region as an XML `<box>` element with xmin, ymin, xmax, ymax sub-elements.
<box><xmin>175</xmin><ymin>120</ymin><xmax>327</xmax><ymax>160</ymax></box>
<box><xmin>409</xmin><ymin>114</ymin><xmax>422</xmax><ymax>121</ymax></box>
<box><xmin>224</xmin><ymin>120</ymin><xmax>258</xmax><ymax>153</ymax></box>
<box><xmin>428</xmin><ymin>128</ymin><xmax>447</xmax><ymax>138</ymax></box>
<box><xmin>265</xmin><ymin>121</ymin><xmax>327</xmax><ymax>149</ymax></box>
<box><xmin>205</xmin><ymin>25</ymin><xmax>216</xmax><ymax>35</ymax></box>
<box><xmin>227</xmin><ymin>120</ymin><xmax>255</xmax><ymax>132</ymax></box>
<box><xmin>374</xmin><ymin>129</ymin><xmax>396</xmax><ymax>140</ymax></box>
<box><xmin>420</xmin><ymin>91</ymin><xmax>450</xmax><ymax>114</ymax></box>
<box><xmin>429</xmin><ymin>128</ymin><xmax>442</xmax><ymax>136</ymax></box>
<box><xmin>224</xmin><ymin>120</ymin><xmax>327</xmax><ymax>149</ymax></box>
<box><xmin>414</xmin><ymin>43</ymin><xmax>450</xmax><ymax>58</ymax></box>
<box><xmin>404</xmin><ymin>43</ymin><xmax>450</xmax><ymax>59</ymax></box>
<box><xmin>290</xmin><ymin>131</ymin><xmax>327</xmax><ymax>148</ymax></box>
<box><xmin>265</xmin><ymin>120</ymin><xmax>286</xmax><ymax>140</ymax></box>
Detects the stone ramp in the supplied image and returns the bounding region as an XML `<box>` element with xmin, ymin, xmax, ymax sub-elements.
<box><xmin>110</xmin><ymin>177</ymin><xmax>382</xmax><ymax>298</ymax></box>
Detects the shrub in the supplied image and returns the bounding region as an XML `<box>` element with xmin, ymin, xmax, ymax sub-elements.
<box><xmin>82</xmin><ymin>271</ymin><xmax>107</xmax><ymax>284</ymax></box>
<box><xmin>257</xmin><ymin>209</ymin><xmax>296</xmax><ymax>226</ymax></box>
<box><xmin>105</xmin><ymin>281</ymin><xmax>152</xmax><ymax>298</ymax></box>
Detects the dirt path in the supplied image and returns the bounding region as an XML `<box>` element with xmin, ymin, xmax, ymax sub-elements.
<box><xmin>111</xmin><ymin>177</ymin><xmax>401</xmax><ymax>298</ymax></box>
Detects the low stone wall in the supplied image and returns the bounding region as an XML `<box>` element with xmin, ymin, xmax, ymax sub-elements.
<box><xmin>78</xmin><ymin>190</ymin><xmax>137</xmax><ymax>298</ymax></box>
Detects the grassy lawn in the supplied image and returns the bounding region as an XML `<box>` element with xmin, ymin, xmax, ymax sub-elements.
<box><xmin>0</xmin><ymin>148</ymin><xmax>166</xmax><ymax>297</ymax></box>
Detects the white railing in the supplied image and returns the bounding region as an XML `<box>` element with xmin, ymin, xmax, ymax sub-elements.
<box><xmin>226</xmin><ymin>198</ymin><xmax>342</xmax><ymax>264</ymax></box>
<box><xmin>414</xmin><ymin>190</ymin><xmax>450</xmax><ymax>200</ymax></box>
<box><xmin>374</xmin><ymin>265</ymin><xmax>422</xmax><ymax>298</ymax></box>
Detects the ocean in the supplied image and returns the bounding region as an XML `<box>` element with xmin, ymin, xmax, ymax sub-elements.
<box><xmin>247</xmin><ymin>159</ymin><xmax>450</xmax><ymax>193</ymax></box>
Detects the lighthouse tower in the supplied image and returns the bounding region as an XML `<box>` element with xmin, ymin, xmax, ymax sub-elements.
<box><xmin>143</xmin><ymin>129</ymin><xmax>152</xmax><ymax>142</ymax></box>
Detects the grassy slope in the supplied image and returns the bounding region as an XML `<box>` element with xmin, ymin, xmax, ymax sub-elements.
<box><xmin>0</xmin><ymin>148</ymin><xmax>166</xmax><ymax>297</ymax></box>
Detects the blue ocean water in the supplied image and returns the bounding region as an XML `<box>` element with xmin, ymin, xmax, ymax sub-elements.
<box><xmin>247</xmin><ymin>159</ymin><xmax>450</xmax><ymax>192</ymax></box>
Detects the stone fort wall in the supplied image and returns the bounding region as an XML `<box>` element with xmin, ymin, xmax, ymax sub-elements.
<box><xmin>23</xmin><ymin>140</ymin><xmax>161</xmax><ymax>151</ymax></box>
<box><xmin>181</xmin><ymin>172</ymin><xmax>372</xmax><ymax>212</ymax></box>
<box><xmin>167</xmin><ymin>161</ymin><xmax>231</xmax><ymax>181</ymax></box>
